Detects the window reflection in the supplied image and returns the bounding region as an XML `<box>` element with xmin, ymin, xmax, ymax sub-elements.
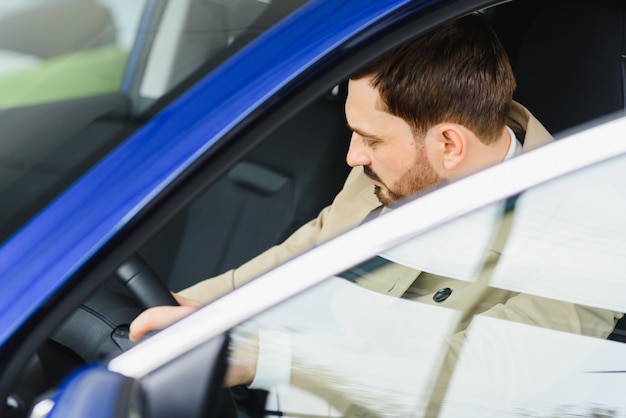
<box><xmin>227</xmin><ymin>152</ymin><xmax>626</xmax><ymax>417</ymax></box>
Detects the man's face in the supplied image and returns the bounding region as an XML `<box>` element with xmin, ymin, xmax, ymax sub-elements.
<box><xmin>345</xmin><ymin>76</ymin><xmax>444</xmax><ymax>206</ymax></box>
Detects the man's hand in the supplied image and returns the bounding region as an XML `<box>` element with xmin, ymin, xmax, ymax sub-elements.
<box><xmin>225</xmin><ymin>333</ymin><xmax>259</xmax><ymax>387</ymax></box>
<box><xmin>129</xmin><ymin>293</ymin><xmax>202</xmax><ymax>342</ymax></box>
<box><xmin>130</xmin><ymin>292</ymin><xmax>260</xmax><ymax>387</ymax></box>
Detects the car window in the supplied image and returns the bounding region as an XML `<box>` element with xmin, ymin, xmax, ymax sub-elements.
<box><xmin>0</xmin><ymin>0</ymin><xmax>147</xmax><ymax>243</ymax></box>
<box><xmin>223</xmin><ymin>146</ymin><xmax>626</xmax><ymax>417</ymax></box>
<box><xmin>0</xmin><ymin>0</ymin><xmax>309</xmax><ymax>243</ymax></box>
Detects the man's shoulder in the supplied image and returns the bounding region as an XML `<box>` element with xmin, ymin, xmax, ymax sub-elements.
<box><xmin>317</xmin><ymin>167</ymin><xmax>380</xmax><ymax>238</ymax></box>
<box><xmin>509</xmin><ymin>101</ymin><xmax>554</xmax><ymax>151</ymax></box>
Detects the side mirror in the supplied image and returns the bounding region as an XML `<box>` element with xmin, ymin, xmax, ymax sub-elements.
<box><xmin>30</xmin><ymin>366</ymin><xmax>141</xmax><ymax>418</ymax></box>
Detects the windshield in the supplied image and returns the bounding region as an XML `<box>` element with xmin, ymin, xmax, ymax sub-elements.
<box><xmin>0</xmin><ymin>0</ymin><xmax>307</xmax><ymax>242</ymax></box>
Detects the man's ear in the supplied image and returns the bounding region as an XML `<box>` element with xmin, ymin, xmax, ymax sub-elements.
<box><xmin>436</xmin><ymin>124</ymin><xmax>467</xmax><ymax>171</ymax></box>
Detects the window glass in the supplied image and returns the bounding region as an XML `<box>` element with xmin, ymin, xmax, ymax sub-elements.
<box><xmin>225</xmin><ymin>149</ymin><xmax>626</xmax><ymax>417</ymax></box>
<box><xmin>0</xmin><ymin>0</ymin><xmax>309</xmax><ymax>242</ymax></box>
<box><xmin>137</xmin><ymin>0</ymin><xmax>281</xmax><ymax>103</ymax></box>
<box><xmin>0</xmin><ymin>0</ymin><xmax>147</xmax><ymax>242</ymax></box>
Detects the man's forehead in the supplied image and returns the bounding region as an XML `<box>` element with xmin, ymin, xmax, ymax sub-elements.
<box><xmin>347</xmin><ymin>77</ymin><xmax>384</xmax><ymax>106</ymax></box>
<box><xmin>346</xmin><ymin>78</ymin><xmax>389</xmax><ymax>122</ymax></box>
<box><xmin>346</xmin><ymin>78</ymin><xmax>409</xmax><ymax>136</ymax></box>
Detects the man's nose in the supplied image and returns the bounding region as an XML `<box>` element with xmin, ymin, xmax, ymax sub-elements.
<box><xmin>346</xmin><ymin>133</ymin><xmax>371</xmax><ymax>167</ymax></box>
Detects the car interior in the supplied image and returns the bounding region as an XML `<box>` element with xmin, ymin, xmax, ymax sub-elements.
<box><xmin>142</xmin><ymin>0</ymin><xmax>626</xmax><ymax>291</ymax></box>
<box><xmin>4</xmin><ymin>0</ymin><xmax>626</xmax><ymax>417</ymax></box>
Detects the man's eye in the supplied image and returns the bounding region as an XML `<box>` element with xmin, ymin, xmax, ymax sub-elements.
<box><xmin>362</xmin><ymin>137</ymin><xmax>376</xmax><ymax>147</ymax></box>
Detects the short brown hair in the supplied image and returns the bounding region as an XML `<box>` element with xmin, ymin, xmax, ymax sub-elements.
<box><xmin>351</xmin><ymin>14</ymin><xmax>516</xmax><ymax>144</ymax></box>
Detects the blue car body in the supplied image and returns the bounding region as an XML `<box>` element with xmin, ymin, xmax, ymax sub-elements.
<box><xmin>46</xmin><ymin>368</ymin><xmax>136</xmax><ymax>418</ymax></box>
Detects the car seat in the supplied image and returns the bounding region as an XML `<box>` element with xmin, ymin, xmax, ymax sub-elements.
<box><xmin>140</xmin><ymin>87</ymin><xmax>350</xmax><ymax>291</ymax></box>
<box><xmin>506</xmin><ymin>0</ymin><xmax>626</xmax><ymax>135</ymax></box>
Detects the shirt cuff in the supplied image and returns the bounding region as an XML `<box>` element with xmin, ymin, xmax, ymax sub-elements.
<box><xmin>249</xmin><ymin>330</ymin><xmax>292</xmax><ymax>390</ymax></box>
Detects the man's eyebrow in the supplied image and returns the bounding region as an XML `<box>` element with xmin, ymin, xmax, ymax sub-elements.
<box><xmin>346</xmin><ymin>123</ymin><xmax>385</xmax><ymax>141</ymax></box>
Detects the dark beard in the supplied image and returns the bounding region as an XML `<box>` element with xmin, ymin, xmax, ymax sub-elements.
<box><xmin>366</xmin><ymin>166</ymin><xmax>401</xmax><ymax>205</ymax></box>
<box><xmin>365</xmin><ymin>167</ymin><xmax>399</xmax><ymax>206</ymax></box>
<box><xmin>367</xmin><ymin>161</ymin><xmax>444</xmax><ymax>206</ymax></box>
<box><xmin>363</xmin><ymin>166</ymin><xmax>381</xmax><ymax>182</ymax></box>
<box><xmin>374</xmin><ymin>184</ymin><xmax>404</xmax><ymax>206</ymax></box>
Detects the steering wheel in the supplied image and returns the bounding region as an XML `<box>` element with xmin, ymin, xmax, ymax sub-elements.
<box><xmin>115</xmin><ymin>255</ymin><xmax>178</xmax><ymax>308</ymax></box>
<box><xmin>115</xmin><ymin>255</ymin><xmax>240</xmax><ymax>417</ymax></box>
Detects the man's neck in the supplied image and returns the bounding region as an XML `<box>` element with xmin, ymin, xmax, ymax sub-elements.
<box><xmin>494</xmin><ymin>126</ymin><xmax>514</xmax><ymax>162</ymax></box>
<box><xmin>502</xmin><ymin>126</ymin><xmax>522</xmax><ymax>161</ymax></box>
<box><xmin>458</xmin><ymin>126</ymin><xmax>512</xmax><ymax>178</ymax></box>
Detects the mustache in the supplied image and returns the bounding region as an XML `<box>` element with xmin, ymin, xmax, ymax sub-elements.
<box><xmin>363</xmin><ymin>166</ymin><xmax>381</xmax><ymax>182</ymax></box>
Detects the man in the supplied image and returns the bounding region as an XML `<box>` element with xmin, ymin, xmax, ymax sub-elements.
<box><xmin>130</xmin><ymin>14</ymin><xmax>620</xmax><ymax>413</ymax></box>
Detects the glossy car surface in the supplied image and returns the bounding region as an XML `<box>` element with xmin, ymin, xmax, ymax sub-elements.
<box><xmin>0</xmin><ymin>0</ymin><xmax>624</xmax><ymax>417</ymax></box>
